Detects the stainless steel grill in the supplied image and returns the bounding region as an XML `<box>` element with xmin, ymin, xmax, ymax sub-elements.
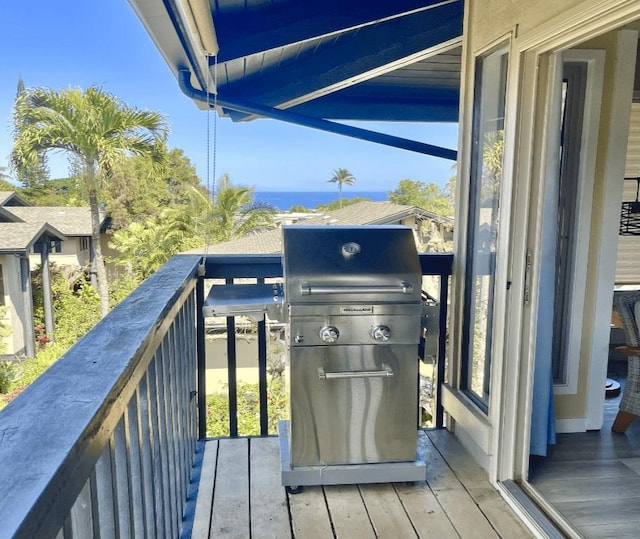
<box><xmin>204</xmin><ymin>225</ymin><xmax>427</xmax><ymax>488</ymax></box>
<box><xmin>282</xmin><ymin>226</ymin><xmax>422</xmax><ymax>469</ymax></box>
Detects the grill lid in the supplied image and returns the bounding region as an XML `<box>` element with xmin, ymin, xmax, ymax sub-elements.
<box><xmin>282</xmin><ymin>225</ymin><xmax>421</xmax><ymax>305</ymax></box>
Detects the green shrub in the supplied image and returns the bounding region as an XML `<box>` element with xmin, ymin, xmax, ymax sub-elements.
<box><xmin>31</xmin><ymin>264</ymin><xmax>101</xmax><ymax>346</ymax></box>
<box><xmin>0</xmin><ymin>306</ymin><xmax>11</xmax><ymax>355</ymax></box>
<box><xmin>206</xmin><ymin>379</ymin><xmax>288</xmax><ymax>437</ymax></box>
<box><xmin>0</xmin><ymin>342</ymin><xmax>68</xmax><ymax>410</ymax></box>
<box><xmin>0</xmin><ymin>361</ymin><xmax>20</xmax><ymax>394</ymax></box>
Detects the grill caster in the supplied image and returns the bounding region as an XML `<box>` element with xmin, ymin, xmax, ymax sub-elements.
<box><xmin>286</xmin><ymin>485</ymin><xmax>303</xmax><ymax>494</ymax></box>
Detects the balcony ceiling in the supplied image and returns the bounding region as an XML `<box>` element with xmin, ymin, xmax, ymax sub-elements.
<box><xmin>129</xmin><ymin>0</ymin><xmax>462</xmax><ymax>123</ymax></box>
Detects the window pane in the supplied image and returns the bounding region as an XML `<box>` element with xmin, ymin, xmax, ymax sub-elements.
<box><xmin>462</xmin><ymin>48</ymin><xmax>509</xmax><ymax>406</ymax></box>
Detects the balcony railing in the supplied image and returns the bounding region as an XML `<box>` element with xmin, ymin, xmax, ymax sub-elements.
<box><xmin>0</xmin><ymin>251</ymin><xmax>452</xmax><ymax>538</ymax></box>
<box><xmin>202</xmin><ymin>253</ymin><xmax>453</xmax><ymax>435</ymax></box>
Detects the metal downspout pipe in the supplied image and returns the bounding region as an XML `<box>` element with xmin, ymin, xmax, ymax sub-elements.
<box><xmin>177</xmin><ymin>69</ymin><xmax>457</xmax><ymax>161</ymax></box>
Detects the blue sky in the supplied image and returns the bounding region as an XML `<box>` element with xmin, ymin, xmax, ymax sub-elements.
<box><xmin>0</xmin><ymin>0</ymin><xmax>458</xmax><ymax>192</ymax></box>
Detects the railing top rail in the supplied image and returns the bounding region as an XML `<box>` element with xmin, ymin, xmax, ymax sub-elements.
<box><xmin>203</xmin><ymin>252</ymin><xmax>453</xmax><ymax>280</ymax></box>
<box><xmin>0</xmin><ymin>254</ymin><xmax>202</xmax><ymax>538</ymax></box>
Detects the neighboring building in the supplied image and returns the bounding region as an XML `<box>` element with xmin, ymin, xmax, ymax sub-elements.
<box><xmin>193</xmin><ymin>201</ymin><xmax>453</xmax><ymax>254</ymax></box>
<box><xmin>0</xmin><ymin>192</ymin><xmax>106</xmax><ymax>357</ymax></box>
<box><xmin>0</xmin><ymin>221</ymin><xmax>65</xmax><ymax>357</ymax></box>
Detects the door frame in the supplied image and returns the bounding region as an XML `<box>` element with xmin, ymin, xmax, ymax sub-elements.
<box><xmin>494</xmin><ymin>6</ymin><xmax>640</xmax><ymax>490</ymax></box>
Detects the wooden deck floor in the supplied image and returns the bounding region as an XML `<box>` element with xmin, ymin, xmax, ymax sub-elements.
<box><xmin>189</xmin><ymin>430</ymin><xmax>533</xmax><ymax>538</ymax></box>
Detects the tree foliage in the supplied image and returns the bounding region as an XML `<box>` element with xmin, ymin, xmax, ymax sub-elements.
<box><xmin>18</xmin><ymin>176</ymin><xmax>87</xmax><ymax>206</ymax></box>
<box><xmin>481</xmin><ymin>130</ymin><xmax>503</xmax><ymax>201</ymax></box>
<box><xmin>104</xmin><ymin>148</ymin><xmax>202</xmax><ymax>230</ymax></box>
<box><xmin>0</xmin><ymin>167</ymin><xmax>16</xmax><ymax>191</ymax></box>
<box><xmin>109</xmin><ymin>175</ymin><xmax>276</xmax><ymax>280</ymax></box>
<box><xmin>388</xmin><ymin>179</ymin><xmax>454</xmax><ymax>217</ymax></box>
<box><xmin>11</xmin><ymin>86</ymin><xmax>168</xmax><ymax>317</ymax></box>
<box><xmin>289</xmin><ymin>204</ymin><xmax>311</xmax><ymax>212</ymax></box>
<box><xmin>109</xmin><ymin>215</ymin><xmax>190</xmax><ymax>280</ymax></box>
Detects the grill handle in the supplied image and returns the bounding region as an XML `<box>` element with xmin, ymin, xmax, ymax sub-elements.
<box><xmin>300</xmin><ymin>283</ymin><xmax>413</xmax><ymax>295</ymax></box>
<box><xmin>318</xmin><ymin>364</ymin><xmax>394</xmax><ymax>379</ymax></box>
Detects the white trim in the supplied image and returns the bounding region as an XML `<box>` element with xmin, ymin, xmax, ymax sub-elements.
<box><xmin>496</xmin><ymin>2</ymin><xmax>640</xmax><ymax>490</ymax></box>
<box><xmin>496</xmin><ymin>50</ymin><xmax>557</xmax><ymax>485</ymax></box>
<box><xmin>441</xmin><ymin>384</ymin><xmax>493</xmax><ymax>454</ymax></box>
<box><xmin>554</xmin><ymin>417</ymin><xmax>587</xmax><ymax>433</ymax></box>
<box><xmin>517</xmin><ymin>0</ymin><xmax>640</xmax><ymax>51</ymax></box>
<box><xmin>552</xmin><ymin>49</ymin><xmax>605</xmax><ymax>396</ymax></box>
<box><xmin>487</xmin><ymin>35</ymin><xmax>520</xmax><ymax>484</ymax></box>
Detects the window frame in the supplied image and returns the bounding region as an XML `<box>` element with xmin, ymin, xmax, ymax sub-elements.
<box><xmin>460</xmin><ymin>45</ymin><xmax>510</xmax><ymax>412</ymax></box>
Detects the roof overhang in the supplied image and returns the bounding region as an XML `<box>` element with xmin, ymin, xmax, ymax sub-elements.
<box><xmin>127</xmin><ymin>0</ymin><xmax>462</xmax><ymax>160</ymax></box>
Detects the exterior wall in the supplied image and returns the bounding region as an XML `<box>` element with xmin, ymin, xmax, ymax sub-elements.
<box><xmin>27</xmin><ymin>237</ymin><xmax>91</xmax><ymax>272</ymax></box>
<box><xmin>468</xmin><ymin>0</ymin><xmax>599</xmax><ymax>52</ymax></box>
<box><xmin>0</xmin><ymin>254</ymin><xmax>26</xmax><ymax>356</ymax></box>
<box><xmin>101</xmin><ymin>233</ymin><xmax>122</xmax><ymax>281</ymax></box>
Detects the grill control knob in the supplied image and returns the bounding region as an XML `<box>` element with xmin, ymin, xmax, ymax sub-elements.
<box><xmin>319</xmin><ymin>326</ymin><xmax>340</xmax><ymax>343</ymax></box>
<box><xmin>371</xmin><ymin>325</ymin><xmax>391</xmax><ymax>342</ymax></box>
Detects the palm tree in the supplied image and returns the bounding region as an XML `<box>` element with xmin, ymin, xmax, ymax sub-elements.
<box><xmin>109</xmin><ymin>217</ymin><xmax>186</xmax><ymax>281</ymax></box>
<box><xmin>11</xmin><ymin>86</ymin><xmax>168</xmax><ymax>317</ymax></box>
<box><xmin>210</xmin><ymin>175</ymin><xmax>276</xmax><ymax>243</ymax></box>
<box><xmin>158</xmin><ymin>175</ymin><xmax>276</xmax><ymax>247</ymax></box>
<box><xmin>328</xmin><ymin>168</ymin><xmax>356</xmax><ymax>206</ymax></box>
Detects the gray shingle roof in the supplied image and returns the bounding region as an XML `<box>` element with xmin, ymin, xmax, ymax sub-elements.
<box><xmin>5</xmin><ymin>206</ymin><xmax>102</xmax><ymax>236</ymax></box>
<box><xmin>187</xmin><ymin>229</ymin><xmax>283</xmax><ymax>255</ymax></box>
<box><xmin>0</xmin><ymin>222</ymin><xmax>65</xmax><ymax>253</ymax></box>
<box><xmin>0</xmin><ymin>192</ymin><xmax>105</xmax><ymax>250</ymax></box>
<box><xmin>0</xmin><ymin>191</ymin><xmax>31</xmax><ymax>207</ymax></box>
<box><xmin>301</xmin><ymin>201</ymin><xmax>416</xmax><ymax>225</ymax></box>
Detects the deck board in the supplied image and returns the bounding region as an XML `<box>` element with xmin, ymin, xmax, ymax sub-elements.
<box><xmin>191</xmin><ymin>441</ymin><xmax>217</xmax><ymax>537</ymax></box>
<box><xmin>324</xmin><ymin>485</ymin><xmax>376</xmax><ymax>538</ymax></box>
<box><xmin>289</xmin><ymin>486</ymin><xmax>334</xmax><ymax>538</ymax></box>
<box><xmin>359</xmin><ymin>483</ymin><xmax>418</xmax><ymax>538</ymax></box>
<box><xmin>209</xmin><ymin>438</ymin><xmax>249</xmax><ymax>538</ymax></box>
<box><xmin>426</xmin><ymin>430</ymin><xmax>533</xmax><ymax>538</ymax></box>
<box><xmin>191</xmin><ymin>431</ymin><xmax>534</xmax><ymax>538</ymax></box>
<box><xmin>249</xmin><ymin>437</ymin><xmax>291</xmax><ymax>538</ymax></box>
<box><xmin>394</xmin><ymin>482</ymin><xmax>460</xmax><ymax>539</ymax></box>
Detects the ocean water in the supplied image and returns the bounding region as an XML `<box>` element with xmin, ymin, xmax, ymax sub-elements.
<box><xmin>254</xmin><ymin>190</ymin><xmax>388</xmax><ymax>211</ymax></box>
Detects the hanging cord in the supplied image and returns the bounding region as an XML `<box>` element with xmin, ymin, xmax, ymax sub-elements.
<box><xmin>207</xmin><ymin>53</ymin><xmax>218</xmax><ymax>204</ymax></box>
<box><xmin>200</xmin><ymin>53</ymin><xmax>218</xmax><ymax>274</ymax></box>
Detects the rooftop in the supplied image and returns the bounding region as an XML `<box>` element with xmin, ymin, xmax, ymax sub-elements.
<box><xmin>0</xmin><ymin>193</ymin><xmax>107</xmax><ymax>251</ymax></box>
<box><xmin>5</xmin><ymin>206</ymin><xmax>101</xmax><ymax>237</ymax></box>
<box><xmin>0</xmin><ymin>222</ymin><xmax>65</xmax><ymax>253</ymax></box>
